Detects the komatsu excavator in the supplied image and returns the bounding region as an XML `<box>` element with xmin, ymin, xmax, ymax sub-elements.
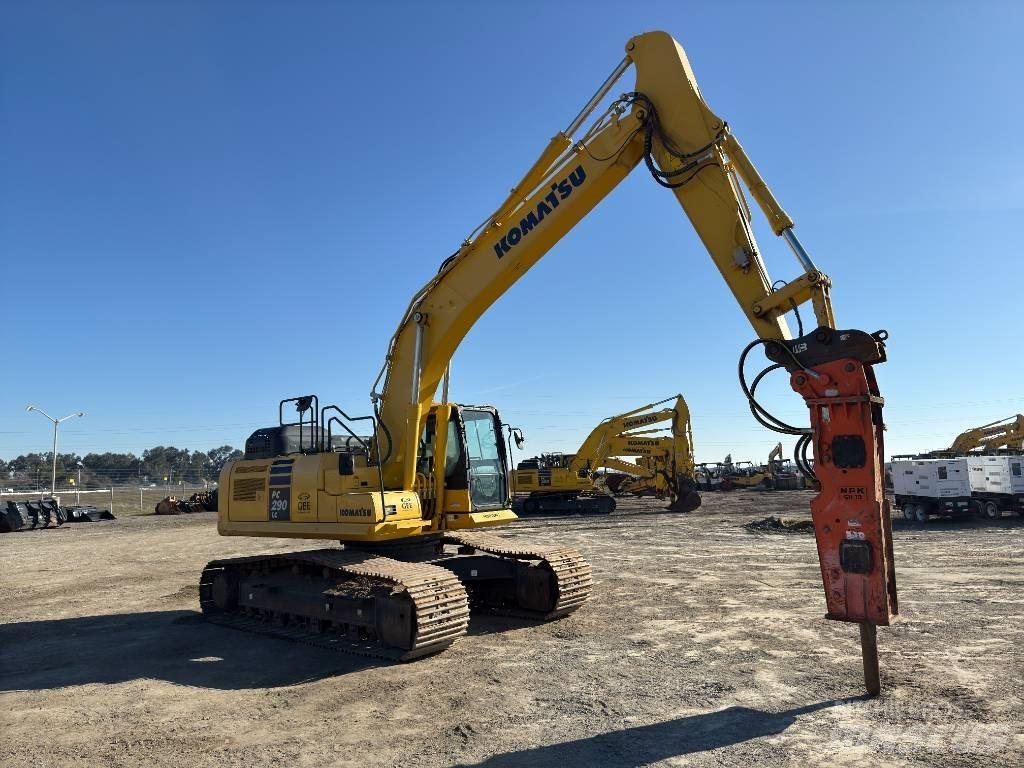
<box><xmin>601</xmin><ymin>398</ymin><xmax>701</xmax><ymax>510</ymax></box>
<box><xmin>201</xmin><ymin>31</ymin><xmax>897</xmax><ymax>693</ymax></box>
<box><xmin>514</xmin><ymin>395</ymin><xmax>698</xmax><ymax>514</ymax></box>
<box><xmin>930</xmin><ymin>415</ymin><xmax>1024</xmax><ymax>456</ymax></box>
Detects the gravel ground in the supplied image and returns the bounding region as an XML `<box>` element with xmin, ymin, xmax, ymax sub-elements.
<box><xmin>1</xmin><ymin>491</ymin><xmax>1021</xmax><ymax>767</ymax></box>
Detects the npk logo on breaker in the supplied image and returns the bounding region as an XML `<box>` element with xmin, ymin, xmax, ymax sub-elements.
<box><xmin>493</xmin><ymin>165</ymin><xmax>587</xmax><ymax>258</ymax></box>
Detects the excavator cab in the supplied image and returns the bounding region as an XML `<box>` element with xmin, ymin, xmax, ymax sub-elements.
<box><xmin>417</xmin><ymin>404</ymin><xmax>511</xmax><ymax>516</ymax></box>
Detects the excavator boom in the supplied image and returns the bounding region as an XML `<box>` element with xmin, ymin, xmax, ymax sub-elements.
<box><xmin>371</xmin><ymin>32</ymin><xmax>837</xmax><ymax>491</ymax></box>
<box><xmin>946</xmin><ymin>414</ymin><xmax>1024</xmax><ymax>454</ymax></box>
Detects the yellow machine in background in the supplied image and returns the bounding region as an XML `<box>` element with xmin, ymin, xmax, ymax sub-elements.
<box><xmin>716</xmin><ymin>455</ymin><xmax>770</xmax><ymax>489</ymax></box>
<box><xmin>202</xmin><ymin>30</ymin><xmax>895</xmax><ymax>691</ymax></box>
<box><xmin>930</xmin><ymin>414</ymin><xmax>1024</xmax><ymax>456</ymax></box>
<box><xmin>766</xmin><ymin>442</ymin><xmax>803</xmax><ymax>490</ymax></box>
<box><xmin>514</xmin><ymin>395</ymin><xmax>698</xmax><ymax>514</ymax></box>
<box><xmin>513</xmin><ymin>452</ymin><xmax>613</xmax><ymax>515</ymax></box>
<box><xmin>602</xmin><ymin>397</ymin><xmax>701</xmax><ymax>511</ymax></box>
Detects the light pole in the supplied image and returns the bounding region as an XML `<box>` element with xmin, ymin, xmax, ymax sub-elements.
<box><xmin>76</xmin><ymin>460</ymin><xmax>84</xmax><ymax>504</ymax></box>
<box><xmin>25</xmin><ymin>406</ymin><xmax>86</xmax><ymax>498</ymax></box>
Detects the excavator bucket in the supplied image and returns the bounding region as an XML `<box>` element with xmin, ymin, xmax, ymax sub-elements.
<box><xmin>22</xmin><ymin>500</ymin><xmax>63</xmax><ymax>528</ymax></box>
<box><xmin>667</xmin><ymin>490</ymin><xmax>701</xmax><ymax>513</ymax></box>
<box><xmin>1</xmin><ymin>501</ymin><xmax>32</xmax><ymax>532</ymax></box>
<box><xmin>666</xmin><ymin>475</ymin><xmax>702</xmax><ymax>513</ymax></box>
<box><xmin>155</xmin><ymin>491</ymin><xmax>217</xmax><ymax>515</ymax></box>
<box><xmin>64</xmin><ymin>506</ymin><xmax>116</xmax><ymax>522</ymax></box>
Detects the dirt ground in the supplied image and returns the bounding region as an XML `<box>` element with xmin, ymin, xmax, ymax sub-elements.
<box><xmin>2</xmin><ymin>492</ymin><xmax>1021</xmax><ymax>767</ymax></box>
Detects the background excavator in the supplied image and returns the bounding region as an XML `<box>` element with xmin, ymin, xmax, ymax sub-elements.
<box><xmin>512</xmin><ymin>396</ymin><xmax>683</xmax><ymax>515</ymax></box>
<box><xmin>201</xmin><ymin>30</ymin><xmax>897</xmax><ymax>694</ymax></box>
<box><xmin>719</xmin><ymin>457</ymin><xmax>771</xmax><ymax>490</ymax></box>
<box><xmin>927</xmin><ymin>415</ymin><xmax>1024</xmax><ymax>457</ymax></box>
<box><xmin>515</xmin><ymin>395</ymin><xmax>700</xmax><ymax>514</ymax></box>
<box><xmin>600</xmin><ymin>398</ymin><xmax>701</xmax><ymax>511</ymax></box>
<box><xmin>766</xmin><ymin>442</ymin><xmax>804</xmax><ymax>490</ymax></box>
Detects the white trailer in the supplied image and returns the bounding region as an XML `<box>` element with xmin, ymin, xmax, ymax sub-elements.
<box><xmin>966</xmin><ymin>455</ymin><xmax>1024</xmax><ymax>520</ymax></box>
<box><xmin>891</xmin><ymin>458</ymin><xmax>972</xmax><ymax>522</ymax></box>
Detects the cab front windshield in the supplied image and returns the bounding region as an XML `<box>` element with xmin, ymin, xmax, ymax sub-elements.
<box><xmin>461</xmin><ymin>410</ymin><xmax>507</xmax><ymax>510</ymax></box>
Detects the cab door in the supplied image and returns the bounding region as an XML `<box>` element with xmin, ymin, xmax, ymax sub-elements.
<box><xmin>460</xmin><ymin>409</ymin><xmax>508</xmax><ymax>510</ymax></box>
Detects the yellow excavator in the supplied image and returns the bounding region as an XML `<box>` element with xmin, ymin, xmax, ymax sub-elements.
<box><xmin>603</xmin><ymin>399</ymin><xmax>701</xmax><ymax>511</ymax></box>
<box><xmin>929</xmin><ymin>414</ymin><xmax>1024</xmax><ymax>456</ymax></box>
<box><xmin>515</xmin><ymin>395</ymin><xmax>699</xmax><ymax>514</ymax></box>
<box><xmin>766</xmin><ymin>442</ymin><xmax>803</xmax><ymax>490</ymax></box>
<box><xmin>201</xmin><ymin>31</ymin><xmax>897</xmax><ymax>692</ymax></box>
<box><xmin>720</xmin><ymin>457</ymin><xmax>771</xmax><ymax>489</ymax></box>
<box><xmin>512</xmin><ymin>396</ymin><xmax>682</xmax><ymax>515</ymax></box>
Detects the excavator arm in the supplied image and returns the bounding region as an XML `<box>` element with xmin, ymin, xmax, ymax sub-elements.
<box><xmin>599</xmin><ymin>393</ymin><xmax>697</xmax><ymax>504</ymax></box>
<box><xmin>568</xmin><ymin>395</ymin><xmax>686</xmax><ymax>474</ymax></box>
<box><xmin>947</xmin><ymin>414</ymin><xmax>1024</xmax><ymax>454</ymax></box>
<box><xmin>369</xmin><ymin>30</ymin><xmax>895</xmax><ymax>693</ymax></box>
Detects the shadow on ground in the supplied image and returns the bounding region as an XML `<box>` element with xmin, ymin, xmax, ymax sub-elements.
<box><xmin>0</xmin><ymin>609</ymin><xmax>547</xmax><ymax>692</ymax></box>
<box><xmin>458</xmin><ymin>698</ymin><xmax>859</xmax><ymax>767</ymax></box>
<box><xmin>0</xmin><ymin>610</ymin><xmax>372</xmax><ymax>691</ymax></box>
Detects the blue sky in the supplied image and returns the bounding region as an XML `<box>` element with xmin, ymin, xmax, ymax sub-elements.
<box><xmin>2</xmin><ymin>1</ymin><xmax>1022</xmax><ymax>466</ymax></box>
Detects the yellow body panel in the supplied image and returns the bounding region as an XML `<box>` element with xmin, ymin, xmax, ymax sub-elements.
<box><xmin>218</xmin><ymin>516</ymin><xmax>432</xmax><ymax>541</ymax></box>
<box><xmin>217</xmin><ymin>403</ymin><xmax>519</xmax><ymax>542</ymax></box>
<box><xmin>218</xmin><ymin>451</ymin><xmax>459</xmax><ymax>542</ymax></box>
<box><xmin>514</xmin><ymin>466</ymin><xmax>593</xmax><ymax>495</ymax></box>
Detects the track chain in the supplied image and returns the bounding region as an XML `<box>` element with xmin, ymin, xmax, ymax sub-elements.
<box><xmin>199</xmin><ymin>549</ymin><xmax>470</xmax><ymax>662</ymax></box>
<box><xmin>442</xmin><ymin>531</ymin><xmax>592</xmax><ymax>619</ymax></box>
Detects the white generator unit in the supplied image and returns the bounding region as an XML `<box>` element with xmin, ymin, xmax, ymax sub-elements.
<box><xmin>890</xmin><ymin>458</ymin><xmax>972</xmax><ymax>522</ymax></box>
<box><xmin>966</xmin><ymin>455</ymin><xmax>1024</xmax><ymax>519</ymax></box>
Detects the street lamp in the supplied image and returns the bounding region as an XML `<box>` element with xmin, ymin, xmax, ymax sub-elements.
<box><xmin>25</xmin><ymin>406</ymin><xmax>86</xmax><ymax>498</ymax></box>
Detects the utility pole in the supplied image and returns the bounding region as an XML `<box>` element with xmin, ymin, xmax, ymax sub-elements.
<box><xmin>25</xmin><ymin>406</ymin><xmax>85</xmax><ymax>498</ymax></box>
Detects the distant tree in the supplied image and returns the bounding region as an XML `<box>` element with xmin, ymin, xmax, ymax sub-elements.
<box><xmin>82</xmin><ymin>452</ymin><xmax>140</xmax><ymax>486</ymax></box>
<box><xmin>2</xmin><ymin>443</ymin><xmax>243</xmax><ymax>488</ymax></box>
<box><xmin>206</xmin><ymin>445</ymin><xmax>243</xmax><ymax>478</ymax></box>
<box><xmin>142</xmin><ymin>446</ymin><xmax>193</xmax><ymax>484</ymax></box>
<box><xmin>188</xmin><ymin>451</ymin><xmax>210</xmax><ymax>483</ymax></box>
<box><xmin>7</xmin><ymin>453</ymin><xmax>50</xmax><ymax>488</ymax></box>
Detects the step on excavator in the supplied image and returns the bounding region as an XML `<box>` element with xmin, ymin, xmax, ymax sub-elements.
<box><xmin>201</xmin><ymin>30</ymin><xmax>897</xmax><ymax>694</ymax></box>
<box><xmin>514</xmin><ymin>395</ymin><xmax>698</xmax><ymax>514</ymax></box>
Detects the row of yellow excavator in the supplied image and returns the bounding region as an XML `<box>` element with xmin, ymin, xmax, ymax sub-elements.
<box><xmin>510</xmin><ymin>395</ymin><xmax>699</xmax><ymax>514</ymax></box>
<box><xmin>508</xmin><ymin>397</ymin><xmax>816</xmax><ymax>513</ymax></box>
<box><xmin>520</xmin><ymin>411</ymin><xmax>1024</xmax><ymax>508</ymax></box>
